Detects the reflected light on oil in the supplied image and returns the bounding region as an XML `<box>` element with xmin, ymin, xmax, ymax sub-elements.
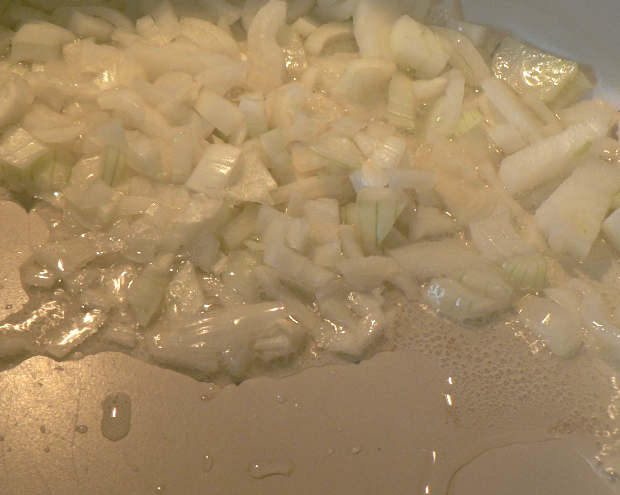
<box><xmin>445</xmin><ymin>394</ymin><xmax>453</xmax><ymax>407</ymax></box>
<box><xmin>58</xmin><ymin>327</ymin><xmax>81</xmax><ymax>346</ymax></box>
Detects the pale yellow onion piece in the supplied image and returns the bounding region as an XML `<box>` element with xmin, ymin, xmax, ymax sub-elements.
<box><xmin>390</xmin><ymin>15</ymin><xmax>451</xmax><ymax>78</ymax></box>
<box><xmin>353</xmin><ymin>0</ymin><xmax>401</xmax><ymax>59</ymax></box>
<box><xmin>304</xmin><ymin>22</ymin><xmax>354</xmax><ymax>56</ymax></box>
<box><xmin>499</xmin><ymin>116</ymin><xmax>611</xmax><ymax>195</ymax></box>
<box><xmin>426</xmin><ymin>69</ymin><xmax>465</xmax><ymax>138</ymax></box>
<box><xmin>179</xmin><ymin>16</ymin><xmax>240</xmax><ymax>58</ymax></box>
<box><xmin>246</xmin><ymin>0</ymin><xmax>287</xmax><ymax>92</ymax></box>
<box><xmin>535</xmin><ymin>160</ymin><xmax>620</xmax><ymax>259</ymax></box>
<box><xmin>480</xmin><ymin>77</ymin><xmax>542</xmax><ymax>143</ymax></box>
<box><xmin>332</xmin><ymin>58</ymin><xmax>396</xmax><ymax>102</ymax></box>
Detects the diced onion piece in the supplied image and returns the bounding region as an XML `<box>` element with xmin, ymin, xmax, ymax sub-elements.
<box><xmin>33</xmin><ymin>238</ymin><xmax>98</xmax><ymax>277</ymax></box>
<box><xmin>535</xmin><ymin>160</ymin><xmax>620</xmax><ymax>259</ymax></box>
<box><xmin>0</xmin><ymin>73</ymin><xmax>34</xmax><ymax>128</ymax></box>
<box><xmin>179</xmin><ymin>16</ymin><xmax>240</xmax><ymax>58</ymax></box>
<box><xmin>389</xmin><ymin>239</ymin><xmax>489</xmax><ymax>280</ymax></box>
<box><xmin>264</xmin><ymin>242</ymin><xmax>336</xmax><ymax>290</ymax></box>
<box><xmin>199</xmin><ymin>0</ymin><xmax>242</xmax><ymax>26</ymax></box>
<box><xmin>239</xmin><ymin>92</ymin><xmax>269</xmax><ymax>138</ymax></box>
<box><xmin>313</xmin><ymin>241</ymin><xmax>343</xmax><ymax>268</ymax></box>
<box><xmin>357</xmin><ymin>161</ymin><xmax>388</xmax><ymax>189</ymax></box>
<box><xmin>469</xmin><ymin>210</ymin><xmax>534</xmax><ymax>261</ymax></box>
<box><xmin>194</xmin><ymin>88</ymin><xmax>245</xmax><ymax>140</ymax></box>
<box><xmin>195</xmin><ymin>59</ymin><xmax>247</xmax><ymax>96</ymax></box>
<box><xmin>411</xmin><ymin>76</ymin><xmax>448</xmax><ymax>101</ymax></box>
<box><xmin>166</xmin><ymin>262</ymin><xmax>205</xmax><ymax>318</ymax></box>
<box><xmin>434</xmin><ymin>171</ymin><xmax>496</xmax><ymax>225</ymax></box>
<box><xmin>387</xmin><ymin>72</ymin><xmax>417</xmax><ymax>131</ymax></box>
<box><xmin>102</xmin><ymin>146</ymin><xmax>127</xmax><ymax>187</ymax></box>
<box><xmin>356</xmin><ymin>187</ymin><xmax>407</xmax><ymax>253</ymax></box>
<box><xmin>322</xmin><ymin>290</ymin><xmax>384</xmax><ymax>358</ymax></box>
<box><xmin>455</xmin><ymin>109</ymin><xmax>484</xmax><ymax>137</ymax></box>
<box><xmin>253</xmin><ymin>265</ymin><xmax>328</xmax><ymax>340</ymax></box>
<box><xmin>221</xmin><ymin>205</ymin><xmax>258</xmax><ymax>250</ymax></box>
<box><xmin>602</xmin><ymin>209</ymin><xmax>620</xmax><ymax>252</ymax></box>
<box><xmin>246</xmin><ymin>0</ymin><xmax>287</xmax><ymax>92</ymax></box>
<box><xmin>292</xmin><ymin>16</ymin><xmax>319</xmax><ymax>38</ymax></box>
<box><xmin>127</xmin><ymin>253</ymin><xmax>174</xmax><ymax>327</ymax></box>
<box><xmin>368</xmin><ymin>136</ymin><xmax>407</xmax><ymax>169</ymax></box>
<box><xmin>227</xmin><ymin>145</ymin><xmax>278</xmax><ymax>204</ymax></box>
<box><xmin>518</xmin><ymin>295</ymin><xmax>582</xmax><ymax>357</ymax></box>
<box><xmin>387</xmin><ymin>169</ymin><xmax>435</xmax><ymax>192</ymax></box>
<box><xmin>78</xmin><ymin>6</ymin><xmax>135</xmax><ymax>31</ymax></box>
<box><xmin>499</xmin><ymin>116</ymin><xmax>611</xmax><ymax>195</ymax></box>
<box><xmin>424</xmin><ymin>277</ymin><xmax>508</xmax><ymax>321</ymax></box>
<box><xmin>310</xmin><ymin>135</ymin><xmax>364</xmax><ymax>169</ymax></box>
<box><xmin>315</xmin><ymin>0</ymin><xmax>359</xmax><ymax>22</ymax></box>
<box><xmin>339</xmin><ymin>225</ymin><xmax>364</xmax><ymax>258</ymax></box>
<box><xmin>501</xmin><ymin>253</ymin><xmax>547</xmax><ymax>292</ymax></box>
<box><xmin>185</xmin><ymin>143</ymin><xmax>241</xmax><ymax>193</ymax></box>
<box><xmin>454</xmin><ymin>268</ymin><xmax>513</xmax><ymax>303</ymax></box>
<box><xmin>410</xmin><ymin>206</ymin><xmax>456</xmax><ymax>240</ymax></box>
<box><xmin>481</xmin><ymin>77</ymin><xmax>541</xmax><ymax>143</ymax></box>
<box><xmin>305</xmin><ymin>22</ymin><xmax>354</xmax><ymax>56</ymax></box>
<box><xmin>333</xmin><ymin>58</ymin><xmax>396</xmax><ymax>103</ymax></box>
<box><xmin>557</xmin><ymin>99</ymin><xmax>619</xmax><ymax>128</ymax></box>
<box><xmin>390</xmin><ymin>15</ymin><xmax>451</xmax><ymax>78</ymax></box>
<box><xmin>433</xmin><ymin>26</ymin><xmax>490</xmax><ymax>86</ymax></box>
<box><xmin>353</xmin><ymin>0</ymin><xmax>401</xmax><ymax>59</ymax></box>
<box><xmin>426</xmin><ymin>69</ymin><xmax>465</xmax><ymax>138</ymax></box>
<box><xmin>0</xmin><ymin>127</ymin><xmax>50</xmax><ymax>174</ymax></box>
<box><xmin>304</xmin><ymin>197</ymin><xmax>340</xmax><ymax>244</ymax></box>
<box><xmin>338</xmin><ymin>256</ymin><xmax>399</xmax><ymax>291</ymax></box>
<box><xmin>445</xmin><ymin>18</ymin><xmax>487</xmax><ymax>47</ymax></box>
<box><xmin>486</xmin><ymin>124</ymin><xmax>528</xmax><ymax>154</ymax></box>
<box><xmin>52</xmin><ymin>7</ymin><xmax>114</xmax><ymax>42</ymax></box>
<box><xmin>11</xmin><ymin>22</ymin><xmax>75</xmax><ymax>63</ymax></box>
<box><xmin>259</xmin><ymin>205</ymin><xmax>309</xmax><ymax>251</ymax></box>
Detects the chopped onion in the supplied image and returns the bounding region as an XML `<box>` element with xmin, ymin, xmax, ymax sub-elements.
<box><xmin>185</xmin><ymin>143</ymin><xmax>241</xmax><ymax>193</ymax></box>
<box><xmin>426</xmin><ymin>69</ymin><xmax>465</xmax><ymax>138</ymax></box>
<box><xmin>389</xmin><ymin>239</ymin><xmax>490</xmax><ymax>280</ymax></box>
<box><xmin>535</xmin><ymin>160</ymin><xmax>620</xmax><ymax>259</ymax></box>
<box><xmin>305</xmin><ymin>22</ymin><xmax>354</xmax><ymax>56</ymax></box>
<box><xmin>127</xmin><ymin>253</ymin><xmax>174</xmax><ymax>326</ymax></box>
<box><xmin>310</xmin><ymin>134</ymin><xmax>364</xmax><ymax>169</ymax></box>
<box><xmin>239</xmin><ymin>92</ymin><xmax>269</xmax><ymax>138</ymax></box>
<box><xmin>194</xmin><ymin>88</ymin><xmax>245</xmax><ymax>141</ymax></box>
<box><xmin>356</xmin><ymin>186</ymin><xmax>408</xmax><ymax>253</ymax></box>
<box><xmin>501</xmin><ymin>253</ymin><xmax>547</xmax><ymax>292</ymax></box>
<box><xmin>333</xmin><ymin>58</ymin><xmax>396</xmax><ymax>103</ymax></box>
<box><xmin>424</xmin><ymin>277</ymin><xmax>508</xmax><ymax>321</ymax></box>
<box><xmin>387</xmin><ymin>72</ymin><xmax>417</xmax><ymax>131</ymax></box>
<box><xmin>52</xmin><ymin>7</ymin><xmax>114</xmax><ymax>42</ymax></box>
<box><xmin>410</xmin><ymin>206</ymin><xmax>457</xmax><ymax>240</ymax></box>
<box><xmin>518</xmin><ymin>295</ymin><xmax>582</xmax><ymax>357</ymax></box>
<box><xmin>246</xmin><ymin>0</ymin><xmax>287</xmax><ymax>92</ymax></box>
<box><xmin>264</xmin><ymin>241</ymin><xmax>336</xmax><ymax>290</ymax></box>
<box><xmin>11</xmin><ymin>22</ymin><xmax>75</xmax><ymax>63</ymax></box>
<box><xmin>499</xmin><ymin>116</ymin><xmax>612</xmax><ymax>195</ymax></box>
<box><xmin>469</xmin><ymin>209</ymin><xmax>534</xmax><ymax>261</ymax></box>
<box><xmin>353</xmin><ymin>0</ymin><xmax>401</xmax><ymax>59</ymax></box>
<box><xmin>391</xmin><ymin>15</ymin><xmax>451</xmax><ymax>78</ymax></box>
<box><xmin>179</xmin><ymin>16</ymin><xmax>240</xmax><ymax>58</ymax></box>
<box><xmin>602</xmin><ymin>209</ymin><xmax>620</xmax><ymax>252</ymax></box>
